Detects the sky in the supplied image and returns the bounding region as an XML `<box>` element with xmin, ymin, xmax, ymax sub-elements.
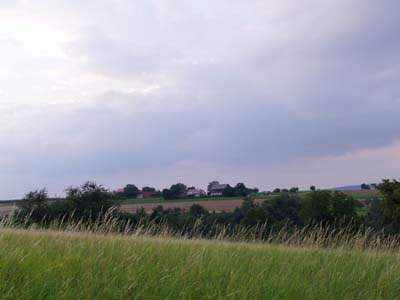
<box><xmin>1</xmin><ymin>0</ymin><xmax>400</xmax><ymax>198</ymax></box>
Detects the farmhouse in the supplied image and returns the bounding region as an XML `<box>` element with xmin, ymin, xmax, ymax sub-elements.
<box><xmin>186</xmin><ymin>188</ymin><xmax>206</xmax><ymax>198</ymax></box>
<box><xmin>208</xmin><ymin>182</ymin><xmax>228</xmax><ymax>196</ymax></box>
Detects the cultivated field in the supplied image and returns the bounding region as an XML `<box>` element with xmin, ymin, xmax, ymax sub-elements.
<box><xmin>0</xmin><ymin>204</ymin><xmax>15</xmax><ymax>217</ymax></box>
<box><xmin>0</xmin><ymin>228</ymin><xmax>399</xmax><ymax>299</ymax></box>
<box><xmin>121</xmin><ymin>198</ymin><xmax>251</xmax><ymax>214</ymax></box>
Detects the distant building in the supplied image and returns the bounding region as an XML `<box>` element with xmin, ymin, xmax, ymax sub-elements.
<box><xmin>186</xmin><ymin>188</ymin><xmax>206</xmax><ymax>198</ymax></box>
<box><xmin>136</xmin><ymin>191</ymin><xmax>159</xmax><ymax>199</ymax></box>
<box><xmin>208</xmin><ymin>181</ymin><xmax>228</xmax><ymax>196</ymax></box>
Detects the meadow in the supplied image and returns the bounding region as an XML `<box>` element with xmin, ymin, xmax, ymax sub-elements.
<box><xmin>0</xmin><ymin>226</ymin><xmax>399</xmax><ymax>300</ymax></box>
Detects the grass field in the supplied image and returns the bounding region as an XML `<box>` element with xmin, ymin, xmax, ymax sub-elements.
<box><xmin>0</xmin><ymin>228</ymin><xmax>399</xmax><ymax>299</ymax></box>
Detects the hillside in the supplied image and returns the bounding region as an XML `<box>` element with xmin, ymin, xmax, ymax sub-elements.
<box><xmin>0</xmin><ymin>229</ymin><xmax>399</xmax><ymax>299</ymax></box>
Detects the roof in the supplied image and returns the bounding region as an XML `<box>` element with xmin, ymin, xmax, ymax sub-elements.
<box><xmin>209</xmin><ymin>184</ymin><xmax>228</xmax><ymax>191</ymax></box>
<box><xmin>187</xmin><ymin>188</ymin><xmax>205</xmax><ymax>194</ymax></box>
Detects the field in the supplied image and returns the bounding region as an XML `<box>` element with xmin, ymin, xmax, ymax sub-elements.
<box><xmin>121</xmin><ymin>198</ymin><xmax>257</xmax><ymax>214</ymax></box>
<box><xmin>0</xmin><ymin>228</ymin><xmax>399</xmax><ymax>299</ymax></box>
<box><xmin>119</xmin><ymin>196</ymin><xmax>246</xmax><ymax>205</ymax></box>
<box><xmin>341</xmin><ymin>190</ymin><xmax>382</xmax><ymax>200</ymax></box>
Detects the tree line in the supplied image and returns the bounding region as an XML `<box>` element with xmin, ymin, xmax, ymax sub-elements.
<box><xmin>10</xmin><ymin>179</ymin><xmax>400</xmax><ymax>235</ymax></box>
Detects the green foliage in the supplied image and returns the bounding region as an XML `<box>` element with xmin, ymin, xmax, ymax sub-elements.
<box><xmin>189</xmin><ymin>204</ymin><xmax>209</xmax><ymax>218</ymax></box>
<box><xmin>262</xmin><ymin>193</ymin><xmax>302</xmax><ymax>227</ymax></box>
<box><xmin>16</xmin><ymin>188</ymin><xmax>49</xmax><ymax>223</ymax></box>
<box><xmin>17</xmin><ymin>188</ymin><xmax>48</xmax><ymax>211</ymax></box>
<box><xmin>222</xmin><ymin>183</ymin><xmax>258</xmax><ymax>197</ymax></box>
<box><xmin>142</xmin><ymin>186</ymin><xmax>156</xmax><ymax>192</ymax></box>
<box><xmin>15</xmin><ymin>182</ymin><xmax>117</xmax><ymax>224</ymax></box>
<box><xmin>300</xmin><ymin>191</ymin><xmax>356</xmax><ymax>225</ymax></box>
<box><xmin>65</xmin><ymin>181</ymin><xmax>117</xmax><ymax>220</ymax></box>
<box><xmin>122</xmin><ymin>184</ymin><xmax>140</xmax><ymax>199</ymax></box>
<box><xmin>162</xmin><ymin>183</ymin><xmax>187</xmax><ymax>200</ymax></box>
<box><xmin>222</xmin><ymin>185</ymin><xmax>235</xmax><ymax>197</ymax></box>
<box><xmin>377</xmin><ymin>179</ymin><xmax>400</xmax><ymax>231</ymax></box>
<box><xmin>241</xmin><ymin>207</ymin><xmax>267</xmax><ymax>226</ymax></box>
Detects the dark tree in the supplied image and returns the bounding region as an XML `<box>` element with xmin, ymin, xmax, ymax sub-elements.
<box><xmin>234</xmin><ymin>183</ymin><xmax>248</xmax><ymax>196</ymax></box>
<box><xmin>310</xmin><ymin>186</ymin><xmax>316</xmax><ymax>192</ymax></box>
<box><xmin>162</xmin><ymin>188</ymin><xmax>173</xmax><ymax>200</ymax></box>
<box><xmin>300</xmin><ymin>191</ymin><xmax>332</xmax><ymax>224</ymax></box>
<box><xmin>18</xmin><ymin>188</ymin><xmax>48</xmax><ymax>210</ymax></box>
<box><xmin>16</xmin><ymin>188</ymin><xmax>49</xmax><ymax>223</ymax></box>
<box><xmin>289</xmin><ymin>187</ymin><xmax>299</xmax><ymax>193</ymax></box>
<box><xmin>300</xmin><ymin>190</ymin><xmax>356</xmax><ymax>225</ymax></box>
<box><xmin>361</xmin><ymin>183</ymin><xmax>371</xmax><ymax>190</ymax></box>
<box><xmin>65</xmin><ymin>181</ymin><xmax>117</xmax><ymax>220</ymax></box>
<box><xmin>170</xmin><ymin>183</ymin><xmax>187</xmax><ymax>198</ymax></box>
<box><xmin>142</xmin><ymin>186</ymin><xmax>156</xmax><ymax>192</ymax></box>
<box><xmin>377</xmin><ymin>180</ymin><xmax>400</xmax><ymax>231</ymax></box>
<box><xmin>262</xmin><ymin>193</ymin><xmax>302</xmax><ymax>227</ymax></box>
<box><xmin>222</xmin><ymin>185</ymin><xmax>235</xmax><ymax>197</ymax></box>
<box><xmin>162</xmin><ymin>183</ymin><xmax>187</xmax><ymax>199</ymax></box>
<box><xmin>123</xmin><ymin>184</ymin><xmax>140</xmax><ymax>199</ymax></box>
<box><xmin>330</xmin><ymin>191</ymin><xmax>357</xmax><ymax>220</ymax></box>
<box><xmin>189</xmin><ymin>204</ymin><xmax>209</xmax><ymax>218</ymax></box>
<box><xmin>241</xmin><ymin>207</ymin><xmax>267</xmax><ymax>226</ymax></box>
<box><xmin>240</xmin><ymin>198</ymin><xmax>256</xmax><ymax>215</ymax></box>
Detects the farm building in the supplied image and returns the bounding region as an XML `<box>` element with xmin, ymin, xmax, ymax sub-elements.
<box><xmin>208</xmin><ymin>181</ymin><xmax>228</xmax><ymax>196</ymax></box>
<box><xmin>186</xmin><ymin>188</ymin><xmax>206</xmax><ymax>197</ymax></box>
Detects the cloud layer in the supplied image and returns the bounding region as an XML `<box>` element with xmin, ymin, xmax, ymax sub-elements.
<box><xmin>1</xmin><ymin>0</ymin><xmax>400</xmax><ymax>198</ymax></box>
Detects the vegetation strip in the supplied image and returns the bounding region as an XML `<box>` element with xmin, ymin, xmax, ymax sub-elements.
<box><xmin>0</xmin><ymin>229</ymin><xmax>399</xmax><ymax>300</ymax></box>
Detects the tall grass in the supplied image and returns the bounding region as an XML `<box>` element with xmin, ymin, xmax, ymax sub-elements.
<box><xmin>1</xmin><ymin>211</ymin><xmax>400</xmax><ymax>299</ymax></box>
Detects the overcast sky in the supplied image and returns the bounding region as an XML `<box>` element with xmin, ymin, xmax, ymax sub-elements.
<box><xmin>1</xmin><ymin>0</ymin><xmax>400</xmax><ymax>198</ymax></box>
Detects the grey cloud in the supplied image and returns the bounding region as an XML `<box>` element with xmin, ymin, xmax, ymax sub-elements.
<box><xmin>1</xmin><ymin>0</ymin><xmax>400</xmax><ymax>198</ymax></box>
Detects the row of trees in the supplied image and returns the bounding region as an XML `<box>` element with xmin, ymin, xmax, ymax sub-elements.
<box><xmin>117</xmin><ymin>185</ymin><xmax>161</xmax><ymax>199</ymax></box>
<box><xmin>120</xmin><ymin>191</ymin><xmax>359</xmax><ymax>233</ymax></box>
<box><xmin>220</xmin><ymin>183</ymin><xmax>259</xmax><ymax>197</ymax></box>
<box><xmin>12</xmin><ymin>179</ymin><xmax>400</xmax><ymax>235</ymax></box>
<box><xmin>16</xmin><ymin>182</ymin><xmax>116</xmax><ymax>224</ymax></box>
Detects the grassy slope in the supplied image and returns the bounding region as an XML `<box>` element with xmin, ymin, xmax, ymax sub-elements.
<box><xmin>0</xmin><ymin>230</ymin><xmax>399</xmax><ymax>300</ymax></box>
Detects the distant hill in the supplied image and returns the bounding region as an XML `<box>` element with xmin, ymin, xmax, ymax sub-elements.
<box><xmin>331</xmin><ymin>184</ymin><xmax>377</xmax><ymax>191</ymax></box>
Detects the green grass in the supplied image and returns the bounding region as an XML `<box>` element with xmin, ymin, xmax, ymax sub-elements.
<box><xmin>347</xmin><ymin>193</ymin><xmax>383</xmax><ymax>200</ymax></box>
<box><xmin>1</xmin><ymin>229</ymin><xmax>400</xmax><ymax>299</ymax></box>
